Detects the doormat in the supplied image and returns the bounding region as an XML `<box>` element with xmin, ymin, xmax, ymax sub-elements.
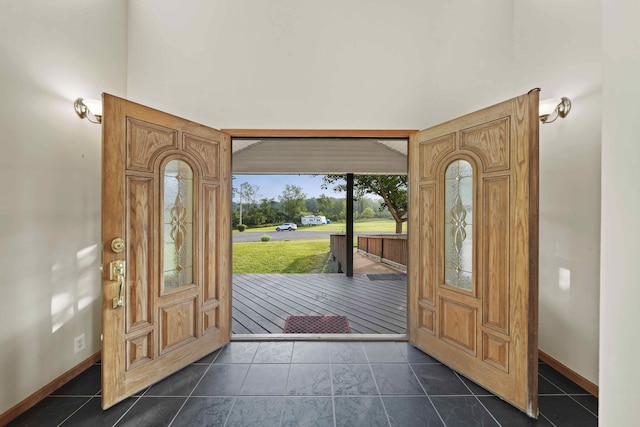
<box><xmin>283</xmin><ymin>315</ymin><xmax>351</xmax><ymax>333</ymax></box>
<box><xmin>367</xmin><ymin>273</ymin><xmax>404</xmax><ymax>281</ymax></box>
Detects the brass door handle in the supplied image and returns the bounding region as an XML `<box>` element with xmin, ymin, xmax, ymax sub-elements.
<box><xmin>110</xmin><ymin>260</ymin><xmax>126</xmax><ymax>309</ymax></box>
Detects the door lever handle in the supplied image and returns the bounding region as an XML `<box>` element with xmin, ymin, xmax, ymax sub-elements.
<box><xmin>110</xmin><ymin>260</ymin><xmax>126</xmax><ymax>309</ymax></box>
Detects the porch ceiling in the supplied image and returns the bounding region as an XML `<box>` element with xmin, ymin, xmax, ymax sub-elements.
<box><xmin>232</xmin><ymin>138</ymin><xmax>408</xmax><ymax>175</ymax></box>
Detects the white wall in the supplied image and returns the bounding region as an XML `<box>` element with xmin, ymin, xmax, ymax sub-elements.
<box><xmin>513</xmin><ymin>1</ymin><xmax>602</xmax><ymax>385</ymax></box>
<box><xmin>0</xmin><ymin>0</ymin><xmax>127</xmax><ymax>414</ymax></box>
<box><xmin>600</xmin><ymin>0</ymin><xmax>640</xmax><ymax>423</ymax></box>
<box><xmin>127</xmin><ymin>0</ymin><xmax>515</xmax><ymax>129</ymax></box>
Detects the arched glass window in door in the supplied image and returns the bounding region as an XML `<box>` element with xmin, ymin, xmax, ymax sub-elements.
<box><xmin>163</xmin><ymin>159</ymin><xmax>194</xmax><ymax>291</ymax></box>
<box><xmin>444</xmin><ymin>159</ymin><xmax>473</xmax><ymax>291</ymax></box>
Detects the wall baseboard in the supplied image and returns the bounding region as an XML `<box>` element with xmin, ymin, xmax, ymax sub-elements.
<box><xmin>0</xmin><ymin>351</ymin><xmax>101</xmax><ymax>426</ymax></box>
<box><xmin>538</xmin><ymin>350</ymin><xmax>598</xmax><ymax>397</ymax></box>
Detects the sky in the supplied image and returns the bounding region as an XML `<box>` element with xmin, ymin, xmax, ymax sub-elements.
<box><xmin>232</xmin><ymin>174</ymin><xmax>345</xmax><ymax>201</ymax></box>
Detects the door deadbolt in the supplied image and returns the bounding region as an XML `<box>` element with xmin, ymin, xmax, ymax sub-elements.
<box><xmin>111</xmin><ymin>237</ymin><xmax>125</xmax><ymax>253</ymax></box>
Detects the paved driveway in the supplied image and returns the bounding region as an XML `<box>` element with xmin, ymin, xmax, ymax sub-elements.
<box><xmin>233</xmin><ymin>230</ymin><xmax>338</xmax><ymax>242</ymax></box>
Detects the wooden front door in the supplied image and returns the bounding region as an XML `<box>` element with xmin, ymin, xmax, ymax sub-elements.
<box><xmin>408</xmin><ymin>91</ymin><xmax>539</xmax><ymax>417</ymax></box>
<box><xmin>101</xmin><ymin>94</ymin><xmax>231</xmax><ymax>409</ymax></box>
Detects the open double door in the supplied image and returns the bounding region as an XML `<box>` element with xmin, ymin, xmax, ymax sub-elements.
<box><xmin>101</xmin><ymin>91</ymin><xmax>539</xmax><ymax>417</ymax></box>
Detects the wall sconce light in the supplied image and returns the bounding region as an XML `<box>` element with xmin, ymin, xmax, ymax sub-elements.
<box><xmin>74</xmin><ymin>97</ymin><xmax>102</xmax><ymax>124</ymax></box>
<box><xmin>539</xmin><ymin>97</ymin><xmax>571</xmax><ymax>124</ymax></box>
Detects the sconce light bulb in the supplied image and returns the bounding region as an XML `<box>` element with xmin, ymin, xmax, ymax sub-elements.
<box><xmin>539</xmin><ymin>97</ymin><xmax>571</xmax><ymax>124</ymax></box>
<box><xmin>74</xmin><ymin>97</ymin><xmax>102</xmax><ymax>124</ymax></box>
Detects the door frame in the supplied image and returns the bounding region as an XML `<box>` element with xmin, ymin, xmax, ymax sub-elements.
<box><xmin>225</xmin><ymin>128</ymin><xmax>416</xmax><ymax>341</ymax></box>
<box><xmin>222</xmin><ymin>129</ymin><xmax>418</xmax><ymax>138</ymax></box>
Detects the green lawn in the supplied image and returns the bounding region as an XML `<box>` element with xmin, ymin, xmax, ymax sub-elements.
<box><xmin>233</xmin><ymin>219</ymin><xmax>407</xmax><ymax>273</ymax></box>
<box><xmin>235</xmin><ymin>218</ymin><xmax>407</xmax><ymax>233</ymax></box>
<box><xmin>233</xmin><ymin>238</ymin><xmax>331</xmax><ymax>273</ymax></box>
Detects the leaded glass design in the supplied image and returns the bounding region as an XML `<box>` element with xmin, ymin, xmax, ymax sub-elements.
<box><xmin>444</xmin><ymin>159</ymin><xmax>473</xmax><ymax>291</ymax></box>
<box><xmin>163</xmin><ymin>159</ymin><xmax>194</xmax><ymax>291</ymax></box>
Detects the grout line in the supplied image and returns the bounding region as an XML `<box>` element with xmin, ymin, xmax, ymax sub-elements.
<box><xmin>539</xmin><ymin>372</ymin><xmax>599</xmax><ymax>418</ymax></box>
<box><xmin>167</xmin><ymin>357</ymin><xmax>218</xmax><ymax>426</ymax></box>
<box><xmin>538</xmin><ymin>372</ymin><xmax>598</xmax><ymax>419</ymax></box>
<box><xmin>49</xmin><ymin>394</ymin><xmax>97</xmax><ymax>398</ymax></box>
<box><xmin>222</xmin><ymin>396</ymin><xmax>237</xmax><ymax>427</ymax></box>
<box><xmin>249</xmin><ymin>342</ymin><xmax>258</xmax><ymax>364</ymax></box>
<box><xmin>539</xmin><ymin>411</ymin><xmax>559</xmax><ymax>427</ymax></box>
<box><xmin>539</xmin><ymin>377</ymin><xmax>599</xmax><ymax>420</ymax></box>
<box><xmin>362</xmin><ymin>343</ymin><xmax>394</xmax><ymax>426</ymax></box>
<box><xmin>406</xmin><ymin>362</ymin><xmax>447</xmax><ymax>426</ymax></box>
<box><xmin>157</xmin><ymin>392</ymin><xmax>441</xmax><ymax>398</ymax></box>
<box><xmin>279</xmin><ymin>350</ymin><xmax>293</xmax><ymax>427</ymax></box>
<box><xmin>454</xmin><ymin>371</ymin><xmax>502</xmax><ymax>427</ymax></box>
<box><xmin>221</xmin><ymin>342</ymin><xmax>249</xmax><ymax>427</ymax></box>
<box><xmin>538</xmin><ymin>372</ymin><xmax>570</xmax><ymax>396</ymax></box>
<box><xmin>328</xmin><ymin>342</ymin><xmax>338</xmax><ymax>427</ymax></box>
<box><xmin>566</xmin><ymin>395</ymin><xmax>599</xmax><ymax>418</ymax></box>
<box><xmin>56</xmin><ymin>395</ymin><xmax>95</xmax><ymax>426</ymax></box>
<box><xmin>112</xmin><ymin>393</ymin><xmax>145</xmax><ymax>426</ymax></box>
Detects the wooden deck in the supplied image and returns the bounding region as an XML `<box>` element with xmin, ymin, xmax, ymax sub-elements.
<box><xmin>232</xmin><ymin>273</ymin><xmax>407</xmax><ymax>334</ymax></box>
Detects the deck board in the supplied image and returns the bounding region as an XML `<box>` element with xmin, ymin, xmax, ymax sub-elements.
<box><xmin>232</xmin><ymin>273</ymin><xmax>407</xmax><ymax>334</ymax></box>
<box><xmin>237</xmin><ymin>276</ymin><xmax>403</xmax><ymax>333</ymax></box>
<box><xmin>288</xmin><ymin>274</ymin><xmax>407</xmax><ymax>315</ymax></box>
<box><xmin>252</xmin><ymin>278</ymin><xmax>406</xmax><ymax>329</ymax></box>
<box><xmin>243</xmin><ymin>273</ymin><xmax>407</xmax><ymax>317</ymax></box>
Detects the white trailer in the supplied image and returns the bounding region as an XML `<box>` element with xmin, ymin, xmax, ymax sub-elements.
<box><xmin>301</xmin><ymin>215</ymin><xmax>327</xmax><ymax>225</ymax></box>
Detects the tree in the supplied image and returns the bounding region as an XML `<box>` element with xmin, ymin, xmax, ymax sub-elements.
<box><xmin>258</xmin><ymin>198</ymin><xmax>279</xmax><ymax>224</ymax></box>
<box><xmin>305</xmin><ymin>197</ymin><xmax>318</xmax><ymax>214</ymax></box>
<box><xmin>279</xmin><ymin>184</ymin><xmax>307</xmax><ymax>222</ymax></box>
<box><xmin>322</xmin><ymin>175</ymin><xmax>407</xmax><ymax>233</ymax></box>
<box><xmin>361</xmin><ymin>207</ymin><xmax>376</xmax><ymax>219</ymax></box>
<box><xmin>316</xmin><ymin>194</ymin><xmax>334</xmax><ymax>217</ymax></box>
<box><xmin>236</xmin><ymin>182</ymin><xmax>259</xmax><ymax>225</ymax></box>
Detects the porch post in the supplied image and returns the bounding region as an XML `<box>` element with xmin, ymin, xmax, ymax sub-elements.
<box><xmin>346</xmin><ymin>173</ymin><xmax>354</xmax><ymax>277</ymax></box>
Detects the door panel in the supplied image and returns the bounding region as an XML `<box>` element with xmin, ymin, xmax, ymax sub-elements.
<box><xmin>101</xmin><ymin>94</ymin><xmax>231</xmax><ymax>409</ymax></box>
<box><xmin>408</xmin><ymin>91</ymin><xmax>539</xmax><ymax>417</ymax></box>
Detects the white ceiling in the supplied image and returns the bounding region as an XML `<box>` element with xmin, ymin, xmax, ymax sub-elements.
<box><xmin>232</xmin><ymin>138</ymin><xmax>408</xmax><ymax>174</ymax></box>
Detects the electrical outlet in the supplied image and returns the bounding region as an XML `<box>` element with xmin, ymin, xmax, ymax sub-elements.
<box><xmin>74</xmin><ymin>334</ymin><xmax>86</xmax><ymax>354</ymax></box>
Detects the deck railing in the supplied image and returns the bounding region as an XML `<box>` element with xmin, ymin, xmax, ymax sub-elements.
<box><xmin>329</xmin><ymin>234</ymin><xmax>348</xmax><ymax>272</ymax></box>
<box><xmin>357</xmin><ymin>234</ymin><xmax>408</xmax><ymax>272</ymax></box>
<box><xmin>329</xmin><ymin>233</ymin><xmax>408</xmax><ymax>273</ymax></box>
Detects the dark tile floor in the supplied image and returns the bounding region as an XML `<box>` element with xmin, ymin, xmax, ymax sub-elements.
<box><xmin>8</xmin><ymin>341</ymin><xmax>598</xmax><ymax>427</ymax></box>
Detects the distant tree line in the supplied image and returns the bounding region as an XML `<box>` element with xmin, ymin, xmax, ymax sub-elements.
<box><xmin>232</xmin><ymin>180</ymin><xmax>395</xmax><ymax>228</ymax></box>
